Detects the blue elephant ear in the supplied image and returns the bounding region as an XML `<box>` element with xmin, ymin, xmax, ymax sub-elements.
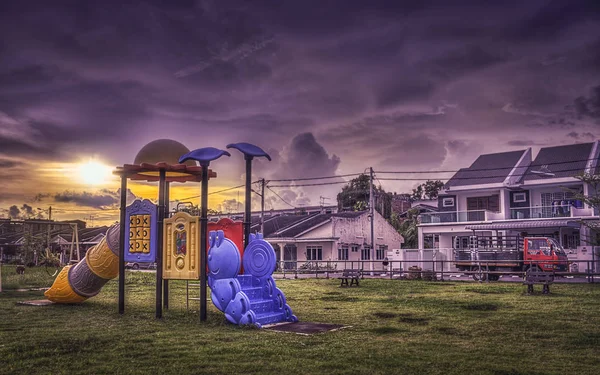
<box><xmin>216</xmin><ymin>230</ymin><xmax>224</xmax><ymax>247</ymax></box>
<box><xmin>226</xmin><ymin>143</ymin><xmax>271</xmax><ymax>161</ymax></box>
<box><xmin>179</xmin><ymin>147</ymin><xmax>231</xmax><ymax>164</ymax></box>
<box><xmin>209</xmin><ymin>231</ymin><xmax>217</xmax><ymax>248</ymax></box>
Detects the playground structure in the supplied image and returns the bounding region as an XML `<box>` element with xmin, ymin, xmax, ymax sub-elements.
<box><xmin>208</xmin><ymin>231</ymin><xmax>297</xmax><ymax>327</ymax></box>
<box><xmin>43</xmin><ymin>139</ymin><xmax>296</xmax><ymax>328</ymax></box>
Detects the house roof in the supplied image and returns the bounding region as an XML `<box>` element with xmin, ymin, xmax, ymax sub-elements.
<box><xmin>446</xmin><ymin>150</ymin><xmax>526</xmax><ymax>187</ymax></box>
<box><xmin>274</xmin><ymin>213</ymin><xmax>333</xmax><ymax>238</ymax></box>
<box><xmin>269</xmin><ymin>211</ymin><xmax>369</xmax><ymax>239</ymax></box>
<box><xmin>251</xmin><ymin>213</ymin><xmax>318</xmax><ymax>238</ymax></box>
<box><xmin>522</xmin><ymin>142</ymin><xmax>595</xmax><ymax>181</ymax></box>
<box><xmin>399</xmin><ymin>203</ymin><xmax>438</xmax><ymax>217</ymax></box>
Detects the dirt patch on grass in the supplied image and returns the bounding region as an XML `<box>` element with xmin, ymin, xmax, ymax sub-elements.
<box><xmin>323</xmin><ymin>306</ymin><xmax>339</xmax><ymax>310</ymax></box>
<box><xmin>398</xmin><ymin>313</ymin><xmax>429</xmax><ymax>325</ymax></box>
<box><xmin>370</xmin><ymin>326</ymin><xmax>404</xmax><ymax>335</ymax></box>
<box><xmin>320</xmin><ymin>295</ymin><xmax>359</xmax><ymax>302</ymax></box>
<box><xmin>462</xmin><ymin>303</ymin><xmax>499</xmax><ymax>311</ymax></box>
<box><xmin>373</xmin><ymin>312</ymin><xmax>397</xmax><ymax>319</ymax></box>
<box><xmin>465</xmin><ymin>288</ymin><xmax>508</xmax><ymax>295</ymax></box>
<box><xmin>434</xmin><ymin>326</ymin><xmax>470</xmax><ymax>337</ymax></box>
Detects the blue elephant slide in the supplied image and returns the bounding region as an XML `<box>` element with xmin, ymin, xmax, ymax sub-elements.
<box><xmin>207</xmin><ymin>231</ymin><xmax>297</xmax><ymax>328</ymax></box>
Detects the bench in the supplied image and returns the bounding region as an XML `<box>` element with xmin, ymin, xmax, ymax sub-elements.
<box><xmin>523</xmin><ymin>269</ymin><xmax>554</xmax><ymax>294</ymax></box>
<box><xmin>338</xmin><ymin>269</ymin><xmax>361</xmax><ymax>287</ymax></box>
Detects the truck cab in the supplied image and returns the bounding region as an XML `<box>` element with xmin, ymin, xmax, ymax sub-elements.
<box><xmin>523</xmin><ymin>237</ymin><xmax>568</xmax><ymax>272</ymax></box>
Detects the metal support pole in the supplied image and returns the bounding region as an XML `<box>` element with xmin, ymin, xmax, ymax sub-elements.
<box><xmin>369</xmin><ymin>167</ymin><xmax>374</xmax><ymax>276</ymax></box>
<box><xmin>155</xmin><ymin>169</ymin><xmax>166</xmax><ymax>319</ymax></box>
<box><xmin>260</xmin><ymin>178</ymin><xmax>265</xmax><ymax>234</ymax></box>
<box><xmin>244</xmin><ymin>156</ymin><xmax>252</xmax><ymax>249</ymax></box>
<box><xmin>163</xmin><ymin>181</ymin><xmax>170</xmax><ymax>310</ymax></box>
<box><xmin>118</xmin><ymin>174</ymin><xmax>127</xmax><ymax>314</ymax></box>
<box><xmin>200</xmin><ymin>165</ymin><xmax>209</xmax><ymax>321</ymax></box>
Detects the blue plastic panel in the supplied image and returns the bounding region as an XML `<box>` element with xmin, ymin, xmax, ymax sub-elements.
<box><xmin>207</xmin><ymin>231</ymin><xmax>297</xmax><ymax>328</ymax></box>
<box><xmin>124</xmin><ymin>199</ymin><xmax>158</xmax><ymax>263</ymax></box>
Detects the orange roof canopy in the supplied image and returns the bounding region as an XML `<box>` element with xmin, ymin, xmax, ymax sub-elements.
<box><xmin>113</xmin><ymin>162</ymin><xmax>217</xmax><ymax>183</ymax></box>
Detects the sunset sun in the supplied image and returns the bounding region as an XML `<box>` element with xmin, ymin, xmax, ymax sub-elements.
<box><xmin>76</xmin><ymin>160</ymin><xmax>113</xmax><ymax>185</ymax></box>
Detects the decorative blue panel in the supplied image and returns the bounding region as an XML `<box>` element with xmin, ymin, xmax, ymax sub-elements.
<box><xmin>125</xmin><ymin>199</ymin><xmax>158</xmax><ymax>263</ymax></box>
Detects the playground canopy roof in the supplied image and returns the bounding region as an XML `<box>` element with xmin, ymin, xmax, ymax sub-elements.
<box><xmin>113</xmin><ymin>162</ymin><xmax>216</xmax><ymax>183</ymax></box>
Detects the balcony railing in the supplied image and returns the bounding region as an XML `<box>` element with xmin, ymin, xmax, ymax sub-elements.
<box><xmin>510</xmin><ymin>205</ymin><xmax>572</xmax><ymax>219</ymax></box>
<box><xmin>420</xmin><ymin>210</ymin><xmax>487</xmax><ymax>224</ymax></box>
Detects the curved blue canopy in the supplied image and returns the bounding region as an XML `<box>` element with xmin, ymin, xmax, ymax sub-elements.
<box><xmin>226</xmin><ymin>143</ymin><xmax>271</xmax><ymax>161</ymax></box>
<box><xmin>179</xmin><ymin>147</ymin><xmax>231</xmax><ymax>165</ymax></box>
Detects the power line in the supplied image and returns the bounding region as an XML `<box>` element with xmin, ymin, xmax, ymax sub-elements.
<box><xmin>266</xmin><ymin>186</ymin><xmax>296</xmax><ymax>208</ymax></box>
<box><xmin>376</xmin><ymin>166</ymin><xmax>590</xmax><ymax>181</ymax></box>
<box><xmin>268</xmin><ymin>173</ymin><xmax>362</xmax><ymax>182</ymax></box>
<box><xmin>176</xmin><ymin>183</ymin><xmax>249</xmax><ymax>201</ymax></box>
<box><xmin>268</xmin><ymin>180</ymin><xmax>351</xmax><ymax>188</ymax></box>
<box><xmin>269</xmin><ymin>165</ymin><xmax>590</xmax><ymax>187</ymax></box>
<box><xmin>257</xmin><ymin>157</ymin><xmax>598</xmax><ymax>185</ymax></box>
<box><xmin>375</xmin><ymin>157</ymin><xmax>599</xmax><ymax>174</ymax></box>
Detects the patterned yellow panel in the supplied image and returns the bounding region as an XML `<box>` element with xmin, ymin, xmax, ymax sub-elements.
<box><xmin>142</xmin><ymin>215</ymin><xmax>151</xmax><ymax>229</ymax></box>
<box><xmin>142</xmin><ymin>240</ymin><xmax>150</xmax><ymax>253</ymax></box>
<box><xmin>129</xmin><ymin>215</ymin><xmax>138</xmax><ymax>253</ymax></box>
<box><xmin>138</xmin><ymin>227</ymin><xmax>150</xmax><ymax>241</ymax></box>
<box><xmin>163</xmin><ymin>211</ymin><xmax>200</xmax><ymax>280</ymax></box>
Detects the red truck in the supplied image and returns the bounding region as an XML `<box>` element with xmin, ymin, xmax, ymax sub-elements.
<box><xmin>454</xmin><ymin>236</ymin><xmax>569</xmax><ymax>281</ymax></box>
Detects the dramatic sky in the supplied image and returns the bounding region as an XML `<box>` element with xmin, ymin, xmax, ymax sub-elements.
<box><xmin>1</xmin><ymin>0</ymin><xmax>599</xmax><ymax>225</ymax></box>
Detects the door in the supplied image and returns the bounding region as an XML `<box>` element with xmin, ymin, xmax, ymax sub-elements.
<box><xmin>283</xmin><ymin>244</ymin><xmax>297</xmax><ymax>270</ymax></box>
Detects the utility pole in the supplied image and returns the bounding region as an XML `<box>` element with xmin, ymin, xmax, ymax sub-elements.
<box><xmin>261</xmin><ymin>178</ymin><xmax>265</xmax><ymax>234</ymax></box>
<box><xmin>46</xmin><ymin>206</ymin><xmax>52</xmax><ymax>254</ymax></box>
<box><xmin>369</xmin><ymin>167</ymin><xmax>374</xmax><ymax>276</ymax></box>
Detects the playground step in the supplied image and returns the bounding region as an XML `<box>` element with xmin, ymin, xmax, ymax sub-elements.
<box><xmin>240</xmin><ymin>286</ymin><xmax>262</xmax><ymax>299</ymax></box>
<box><xmin>250</xmin><ymin>299</ymin><xmax>275</xmax><ymax>314</ymax></box>
<box><xmin>237</xmin><ymin>275</ymin><xmax>254</xmax><ymax>288</ymax></box>
<box><xmin>255</xmin><ymin>311</ymin><xmax>286</xmax><ymax>326</ymax></box>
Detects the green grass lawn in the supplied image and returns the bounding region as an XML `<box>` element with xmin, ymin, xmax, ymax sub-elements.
<box><xmin>1</xmin><ymin>265</ymin><xmax>599</xmax><ymax>375</ymax></box>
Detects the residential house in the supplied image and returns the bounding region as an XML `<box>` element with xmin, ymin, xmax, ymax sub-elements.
<box><xmin>416</xmin><ymin>141</ymin><xmax>600</xmax><ymax>271</ymax></box>
<box><xmin>250</xmin><ymin>210</ymin><xmax>403</xmax><ymax>271</ymax></box>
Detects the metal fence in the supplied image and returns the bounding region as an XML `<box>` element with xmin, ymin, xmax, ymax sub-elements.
<box><xmin>272</xmin><ymin>259</ymin><xmax>600</xmax><ymax>283</ymax></box>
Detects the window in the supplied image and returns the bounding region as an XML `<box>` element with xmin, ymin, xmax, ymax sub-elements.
<box><xmin>513</xmin><ymin>192</ymin><xmax>527</xmax><ymax>203</ymax></box>
<box><xmin>563</xmin><ymin>232</ymin><xmax>580</xmax><ymax>249</ymax></box>
<box><xmin>338</xmin><ymin>246</ymin><xmax>349</xmax><ymax>260</ymax></box>
<box><xmin>424</xmin><ymin>234</ymin><xmax>440</xmax><ymax>249</ymax></box>
<box><xmin>306</xmin><ymin>246</ymin><xmax>322</xmax><ymax>261</ymax></box>
<box><xmin>442</xmin><ymin>198</ymin><xmax>455</xmax><ymax>207</ymax></box>
<box><xmin>541</xmin><ymin>192</ymin><xmax>575</xmax><ymax>217</ymax></box>
<box><xmin>361</xmin><ymin>246</ymin><xmax>371</xmax><ymax>260</ymax></box>
<box><xmin>466</xmin><ymin>195</ymin><xmax>500</xmax><ymax>212</ymax></box>
<box><xmin>376</xmin><ymin>245</ymin><xmax>387</xmax><ymax>260</ymax></box>
<box><xmin>351</xmin><ymin>245</ymin><xmax>359</xmax><ymax>252</ymax></box>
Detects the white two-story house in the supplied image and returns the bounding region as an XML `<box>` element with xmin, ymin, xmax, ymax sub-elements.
<box><xmin>418</xmin><ymin>141</ymin><xmax>600</xmax><ymax>272</ymax></box>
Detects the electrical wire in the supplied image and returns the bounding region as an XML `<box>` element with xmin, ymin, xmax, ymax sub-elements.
<box><xmin>268</xmin><ymin>180</ymin><xmax>352</xmax><ymax>188</ymax></box>
<box><xmin>176</xmin><ymin>183</ymin><xmax>250</xmax><ymax>201</ymax></box>
<box><xmin>266</xmin><ymin>186</ymin><xmax>296</xmax><ymax>208</ymax></box>
<box><xmin>268</xmin><ymin>173</ymin><xmax>362</xmax><ymax>182</ymax></box>
<box><xmin>375</xmin><ymin>157</ymin><xmax>598</xmax><ymax>174</ymax></box>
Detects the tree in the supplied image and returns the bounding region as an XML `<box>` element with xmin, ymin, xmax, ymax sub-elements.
<box><xmin>336</xmin><ymin>174</ymin><xmax>392</xmax><ymax>218</ymax></box>
<box><xmin>573</xmin><ymin>173</ymin><xmax>600</xmax><ymax>244</ymax></box>
<box><xmin>411</xmin><ymin>180</ymin><xmax>445</xmax><ymax>201</ymax></box>
<box><xmin>398</xmin><ymin>208</ymin><xmax>419</xmax><ymax>248</ymax></box>
<box><xmin>19</xmin><ymin>231</ymin><xmax>45</xmax><ymax>266</ymax></box>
